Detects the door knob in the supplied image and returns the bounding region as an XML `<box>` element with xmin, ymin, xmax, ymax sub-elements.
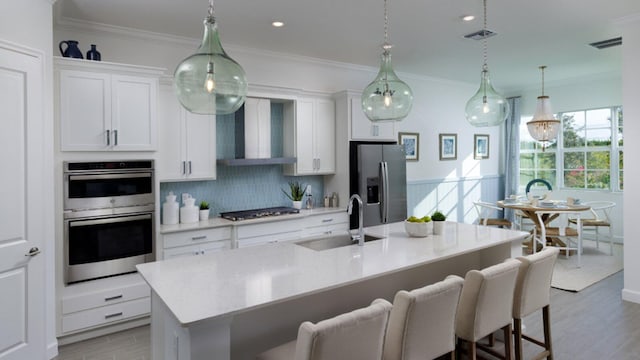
<box><xmin>25</xmin><ymin>247</ymin><xmax>41</xmax><ymax>257</ymax></box>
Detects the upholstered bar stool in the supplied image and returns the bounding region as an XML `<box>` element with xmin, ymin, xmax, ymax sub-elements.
<box><xmin>383</xmin><ymin>275</ymin><xmax>464</xmax><ymax>360</ymax></box>
<box><xmin>513</xmin><ymin>247</ymin><xmax>559</xmax><ymax>360</ymax></box>
<box><xmin>256</xmin><ymin>298</ymin><xmax>392</xmax><ymax>360</ymax></box>
<box><xmin>455</xmin><ymin>259</ymin><xmax>521</xmax><ymax>360</ymax></box>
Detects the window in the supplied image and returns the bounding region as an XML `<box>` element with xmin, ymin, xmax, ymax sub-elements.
<box><xmin>519</xmin><ymin>106</ymin><xmax>623</xmax><ymax>191</ymax></box>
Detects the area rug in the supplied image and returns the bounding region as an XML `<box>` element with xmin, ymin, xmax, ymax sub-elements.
<box><xmin>551</xmin><ymin>240</ymin><xmax>623</xmax><ymax>292</ymax></box>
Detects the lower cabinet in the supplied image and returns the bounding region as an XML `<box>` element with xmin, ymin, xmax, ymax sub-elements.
<box><xmin>161</xmin><ymin>226</ymin><xmax>232</xmax><ymax>259</ymax></box>
<box><xmin>304</xmin><ymin>212</ymin><xmax>350</xmax><ymax>238</ymax></box>
<box><xmin>60</xmin><ymin>273</ymin><xmax>150</xmax><ymax>335</ymax></box>
<box><xmin>236</xmin><ymin>219</ymin><xmax>303</xmax><ymax>248</ymax></box>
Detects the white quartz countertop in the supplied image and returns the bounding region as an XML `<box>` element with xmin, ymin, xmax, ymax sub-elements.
<box><xmin>159</xmin><ymin>207</ymin><xmax>346</xmax><ymax>234</ymax></box>
<box><xmin>138</xmin><ymin>221</ymin><xmax>528</xmax><ymax>325</ymax></box>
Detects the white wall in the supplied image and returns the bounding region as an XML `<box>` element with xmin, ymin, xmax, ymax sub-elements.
<box><xmin>621</xmin><ymin>15</ymin><xmax>640</xmax><ymax>304</ymax></box>
<box><xmin>0</xmin><ymin>0</ymin><xmax>56</xmax><ymax>357</ymax></box>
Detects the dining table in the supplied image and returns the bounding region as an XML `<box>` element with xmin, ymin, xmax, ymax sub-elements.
<box><xmin>497</xmin><ymin>199</ymin><xmax>591</xmax><ymax>251</ymax></box>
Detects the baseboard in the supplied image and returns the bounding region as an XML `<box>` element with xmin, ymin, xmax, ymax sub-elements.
<box><xmin>622</xmin><ymin>288</ymin><xmax>640</xmax><ymax>304</ymax></box>
<box><xmin>47</xmin><ymin>340</ymin><xmax>59</xmax><ymax>359</ymax></box>
<box><xmin>57</xmin><ymin>316</ymin><xmax>150</xmax><ymax>346</ymax></box>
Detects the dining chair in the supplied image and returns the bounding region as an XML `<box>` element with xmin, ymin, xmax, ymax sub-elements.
<box><xmin>568</xmin><ymin>201</ymin><xmax>615</xmax><ymax>255</ymax></box>
<box><xmin>383</xmin><ymin>275</ymin><xmax>464</xmax><ymax>360</ymax></box>
<box><xmin>513</xmin><ymin>247</ymin><xmax>560</xmax><ymax>360</ymax></box>
<box><xmin>473</xmin><ymin>201</ymin><xmax>513</xmax><ymax>229</ymax></box>
<box><xmin>535</xmin><ymin>209</ymin><xmax>583</xmax><ymax>267</ymax></box>
<box><xmin>256</xmin><ymin>298</ymin><xmax>392</xmax><ymax>360</ymax></box>
<box><xmin>455</xmin><ymin>259</ymin><xmax>521</xmax><ymax>360</ymax></box>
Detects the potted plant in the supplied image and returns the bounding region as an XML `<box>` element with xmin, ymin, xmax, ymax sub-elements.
<box><xmin>282</xmin><ymin>181</ymin><xmax>306</xmax><ymax>209</ymax></box>
<box><xmin>199</xmin><ymin>201</ymin><xmax>210</xmax><ymax>221</ymax></box>
<box><xmin>431</xmin><ymin>210</ymin><xmax>447</xmax><ymax>235</ymax></box>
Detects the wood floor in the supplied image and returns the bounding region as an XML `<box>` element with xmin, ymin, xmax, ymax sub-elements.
<box><xmin>54</xmin><ymin>271</ymin><xmax>640</xmax><ymax>360</ymax></box>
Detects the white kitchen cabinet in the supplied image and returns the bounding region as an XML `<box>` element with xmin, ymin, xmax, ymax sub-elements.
<box><xmin>56</xmin><ymin>58</ymin><xmax>162</xmax><ymax>151</ymax></box>
<box><xmin>303</xmin><ymin>212</ymin><xmax>350</xmax><ymax>238</ymax></box>
<box><xmin>243</xmin><ymin>97</ymin><xmax>272</xmax><ymax>158</ymax></box>
<box><xmin>283</xmin><ymin>96</ymin><xmax>335</xmax><ymax>175</ymax></box>
<box><xmin>236</xmin><ymin>219</ymin><xmax>303</xmax><ymax>248</ymax></box>
<box><xmin>59</xmin><ymin>273</ymin><xmax>150</xmax><ymax>336</ymax></box>
<box><xmin>157</xmin><ymin>82</ymin><xmax>217</xmax><ymax>181</ymax></box>
<box><xmin>335</xmin><ymin>91</ymin><xmax>396</xmax><ymax>141</ymax></box>
<box><xmin>160</xmin><ymin>227</ymin><xmax>231</xmax><ymax>259</ymax></box>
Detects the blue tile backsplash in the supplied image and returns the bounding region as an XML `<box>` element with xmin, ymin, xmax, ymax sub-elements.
<box><xmin>160</xmin><ymin>103</ymin><xmax>324</xmax><ymax>217</ymax></box>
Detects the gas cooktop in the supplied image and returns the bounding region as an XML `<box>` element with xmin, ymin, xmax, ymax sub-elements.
<box><xmin>219</xmin><ymin>206</ymin><xmax>300</xmax><ymax>221</ymax></box>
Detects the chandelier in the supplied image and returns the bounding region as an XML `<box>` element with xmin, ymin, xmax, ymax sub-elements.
<box><xmin>527</xmin><ymin>66</ymin><xmax>560</xmax><ymax>151</ymax></box>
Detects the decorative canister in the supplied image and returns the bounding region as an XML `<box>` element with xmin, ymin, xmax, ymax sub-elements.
<box><xmin>162</xmin><ymin>192</ymin><xmax>179</xmax><ymax>225</ymax></box>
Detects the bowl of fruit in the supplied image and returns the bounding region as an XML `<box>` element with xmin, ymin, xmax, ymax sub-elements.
<box><xmin>404</xmin><ymin>215</ymin><xmax>433</xmax><ymax>237</ymax></box>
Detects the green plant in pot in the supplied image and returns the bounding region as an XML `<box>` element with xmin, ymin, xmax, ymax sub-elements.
<box><xmin>282</xmin><ymin>181</ymin><xmax>306</xmax><ymax>209</ymax></box>
<box><xmin>431</xmin><ymin>210</ymin><xmax>447</xmax><ymax>235</ymax></box>
<box><xmin>199</xmin><ymin>201</ymin><xmax>210</xmax><ymax>221</ymax></box>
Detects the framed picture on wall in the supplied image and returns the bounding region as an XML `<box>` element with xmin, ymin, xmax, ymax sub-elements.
<box><xmin>474</xmin><ymin>134</ymin><xmax>490</xmax><ymax>159</ymax></box>
<box><xmin>439</xmin><ymin>133</ymin><xmax>457</xmax><ymax>160</ymax></box>
<box><xmin>398</xmin><ymin>132</ymin><xmax>419</xmax><ymax>161</ymax></box>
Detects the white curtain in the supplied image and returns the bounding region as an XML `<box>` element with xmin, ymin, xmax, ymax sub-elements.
<box><xmin>503</xmin><ymin>96</ymin><xmax>521</xmax><ymax>223</ymax></box>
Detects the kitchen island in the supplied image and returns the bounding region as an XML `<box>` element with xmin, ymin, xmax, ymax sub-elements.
<box><xmin>137</xmin><ymin>221</ymin><xmax>528</xmax><ymax>360</ymax></box>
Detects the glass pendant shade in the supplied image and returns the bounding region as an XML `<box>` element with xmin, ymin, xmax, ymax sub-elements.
<box><xmin>465</xmin><ymin>67</ymin><xmax>509</xmax><ymax>127</ymax></box>
<box><xmin>174</xmin><ymin>16</ymin><xmax>247</xmax><ymax>115</ymax></box>
<box><xmin>361</xmin><ymin>50</ymin><xmax>413</xmax><ymax>122</ymax></box>
<box><xmin>527</xmin><ymin>95</ymin><xmax>560</xmax><ymax>142</ymax></box>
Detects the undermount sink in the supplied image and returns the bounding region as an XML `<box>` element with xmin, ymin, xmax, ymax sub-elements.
<box><xmin>295</xmin><ymin>233</ymin><xmax>383</xmax><ymax>251</ymax></box>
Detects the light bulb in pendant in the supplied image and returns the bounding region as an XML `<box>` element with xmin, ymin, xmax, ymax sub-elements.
<box><xmin>384</xmin><ymin>93</ymin><xmax>392</xmax><ymax>107</ymax></box>
<box><xmin>482</xmin><ymin>99</ymin><xmax>490</xmax><ymax>114</ymax></box>
<box><xmin>205</xmin><ymin>62</ymin><xmax>215</xmax><ymax>93</ymax></box>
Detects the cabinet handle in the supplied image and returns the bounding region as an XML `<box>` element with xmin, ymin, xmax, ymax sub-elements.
<box><xmin>106</xmin><ymin>130</ymin><xmax>110</xmax><ymax>145</ymax></box>
<box><xmin>321</xmin><ymin>218</ymin><xmax>333</xmax><ymax>223</ymax></box>
<box><xmin>114</xmin><ymin>129</ymin><xmax>118</xmax><ymax>146</ymax></box>
<box><xmin>191</xmin><ymin>236</ymin><xmax>207</xmax><ymax>241</ymax></box>
<box><xmin>317</xmin><ymin>158</ymin><xmax>320</xmax><ymax>170</ymax></box>
<box><xmin>188</xmin><ymin>161</ymin><xmax>192</xmax><ymax>175</ymax></box>
<box><xmin>104</xmin><ymin>294</ymin><xmax>123</xmax><ymax>302</ymax></box>
<box><xmin>182</xmin><ymin>161</ymin><xmax>186</xmax><ymax>175</ymax></box>
<box><xmin>105</xmin><ymin>312</ymin><xmax>123</xmax><ymax>319</ymax></box>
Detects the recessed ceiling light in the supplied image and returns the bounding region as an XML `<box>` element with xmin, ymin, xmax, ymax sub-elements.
<box><xmin>461</xmin><ymin>15</ymin><xmax>475</xmax><ymax>22</ymax></box>
<box><xmin>272</xmin><ymin>21</ymin><xmax>284</xmax><ymax>28</ymax></box>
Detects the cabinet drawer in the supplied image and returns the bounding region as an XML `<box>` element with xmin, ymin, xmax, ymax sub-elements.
<box><xmin>62</xmin><ymin>280</ymin><xmax>150</xmax><ymax>315</ymax></box>
<box><xmin>236</xmin><ymin>219</ymin><xmax>301</xmax><ymax>239</ymax></box>
<box><xmin>305</xmin><ymin>212</ymin><xmax>349</xmax><ymax>227</ymax></box>
<box><xmin>61</xmin><ymin>297</ymin><xmax>150</xmax><ymax>334</ymax></box>
<box><xmin>163</xmin><ymin>227</ymin><xmax>231</xmax><ymax>249</ymax></box>
<box><xmin>164</xmin><ymin>240</ymin><xmax>231</xmax><ymax>259</ymax></box>
<box><xmin>237</xmin><ymin>230</ymin><xmax>302</xmax><ymax>248</ymax></box>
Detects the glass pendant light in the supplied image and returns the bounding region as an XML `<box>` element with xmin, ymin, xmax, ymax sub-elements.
<box><xmin>361</xmin><ymin>0</ymin><xmax>413</xmax><ymax>122</ymax></box>
<box><xmin>174</xmin><ymin>0</ymin><xmax>247</xmax><ymax>115</ymax></box>
<box><xmin>527</xmin><ymin>65</ymin><xmax>560</xmax><ymax>151</ymax></box>
<box><xmin>465</xmin><ymin>0</ymin><xmax>509</xmax><ymax>127</ymax></box>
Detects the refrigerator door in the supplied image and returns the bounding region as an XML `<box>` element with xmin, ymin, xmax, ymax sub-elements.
<box><xmin>382</xmin><ymin>144</ymin><xmax>407</xmax><ymax>223</ymax></box>
<box><xmin>356</xmin><ymin>144</ymin><xmax>407</xmax><ymax>227</ymax></box>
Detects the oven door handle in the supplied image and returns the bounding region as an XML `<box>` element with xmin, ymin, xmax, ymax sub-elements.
<box><xmin>69</xmin><ymin>213</ymin><xmax>152</xmax><ymax>227</ymax></box>
<box><xmin>68</xmin><ymin>173</ymin><xmax>152</xmax><ymax>181</ymax></box>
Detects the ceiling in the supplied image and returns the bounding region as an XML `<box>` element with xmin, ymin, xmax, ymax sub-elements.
<box><xmin>54</xmin><ymin>0</ymin><xmax>639</xmax><ymax>92</ymax></box>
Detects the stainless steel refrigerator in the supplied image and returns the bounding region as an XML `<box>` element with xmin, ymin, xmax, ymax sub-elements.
<box><xmin>349</xmin><ymin>141</ymin><xmax>407</xmax><ymax>228</ymax></box>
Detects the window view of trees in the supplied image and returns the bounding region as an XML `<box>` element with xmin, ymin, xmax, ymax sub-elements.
<box><xmin>519</xmin><ymin>106</ymin><xmax>623</xmax><ymax>192</ymax></box>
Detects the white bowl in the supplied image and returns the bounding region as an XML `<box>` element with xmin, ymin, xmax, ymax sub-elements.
<box><xmin>404</xmin><ymin>220</ymin><xmax>432</xmax><ymax>237</ymax></box>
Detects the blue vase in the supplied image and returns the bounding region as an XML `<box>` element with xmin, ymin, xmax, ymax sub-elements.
<box><xmin>59</xmin><ymin>40</ymin><xmax>83</xmax><ymax>59</ymax></box>
<box><xmin>86</xmin><ymin>44</ymin><xmax>101</xmax><ymax>61</ymax></box>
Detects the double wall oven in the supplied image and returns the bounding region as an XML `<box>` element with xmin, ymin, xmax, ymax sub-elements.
<box><xmin>63</xmin><ymin>160</ymin><xmax>155</xmax><ymax>284</ymax></box>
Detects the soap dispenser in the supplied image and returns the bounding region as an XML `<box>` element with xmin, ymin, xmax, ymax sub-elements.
<box><xmin>162</xmin><ymin>191</ymin><xmax>179</xmax><ymax>225</ymax></box>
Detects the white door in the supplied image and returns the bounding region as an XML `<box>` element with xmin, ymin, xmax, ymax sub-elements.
<box><xmin>0</xmin><ymin>44</ymin><xmax>46</xmax><ymax>359</ymax></box>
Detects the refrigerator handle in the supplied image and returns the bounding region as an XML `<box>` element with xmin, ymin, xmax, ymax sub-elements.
<box><xmin>381</xmin><ymin>161</ymin><xmax>389</xmax><ymax>223</ymax></box>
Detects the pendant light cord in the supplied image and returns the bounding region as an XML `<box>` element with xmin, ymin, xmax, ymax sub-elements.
<box><xmin>540</xmin><ymin>65</ymin><xmax>546</xmax><ymax>96</ymax></box>
<box><xmin>482</xmin><ymin>0</ymin><xmax>488</xmax><ymax>70</ymax></box>
<box><xmin>384</xmin><ymin>0</ymin><xmax>389</xmax><ymax>48</ymax></box>
<box><xmin>207</xmin><ymin>0</ymin><xmax>215</xmax><ymax>21</ymax></box>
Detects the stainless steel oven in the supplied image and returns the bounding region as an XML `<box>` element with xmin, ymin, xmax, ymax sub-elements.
<box><xmin>63</xmin><ymin>160</ymin><xmax>155</xmax><ymax>284</ymax></box>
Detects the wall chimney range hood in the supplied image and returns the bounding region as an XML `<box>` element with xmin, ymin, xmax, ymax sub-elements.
<box><xmin>217</xmin><ymin>97</ymin><xmax>296</xmax><ymax>166</ymax></box>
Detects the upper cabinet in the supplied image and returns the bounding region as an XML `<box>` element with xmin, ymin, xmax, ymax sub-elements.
<box><xmin>157</xmin><ymin>81</ymin><xmax>216</xmax><ymax>181</ymax></box>
<box><xmin>55</xmin><ymin>57</ymin><xmax>163</xmax><ymax>151</ymax></box>
<box><xmin>335</xmin><ymin>90</ymin><xmax>396</xmax><ymax>141</ymax></box>
<box><xmin>283</xmin><ymin>96</ymin><xmax>336</xmax><ymax>175</ymax></box>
